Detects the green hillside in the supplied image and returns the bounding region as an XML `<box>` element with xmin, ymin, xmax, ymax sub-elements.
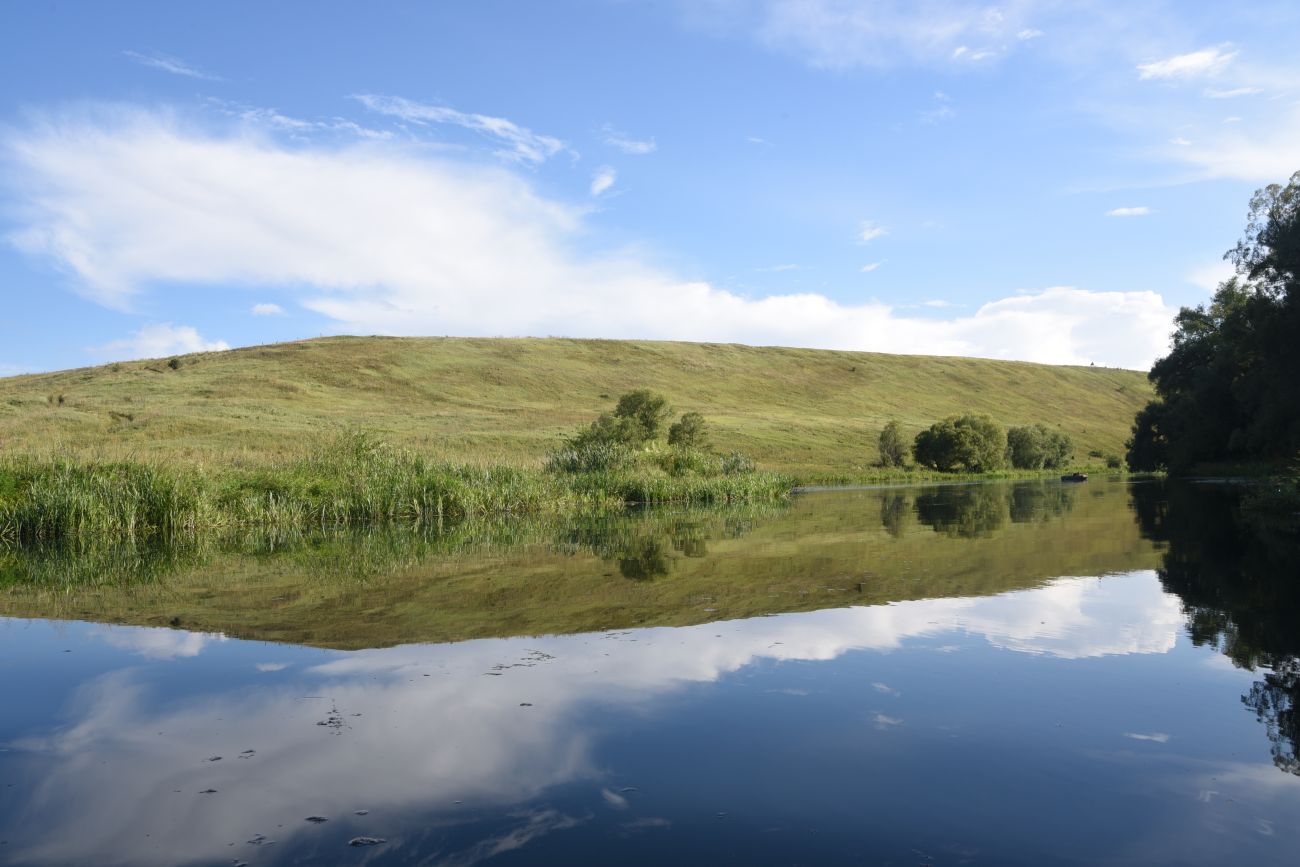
<box><xmin>0</xmin><ymin>337</ymin><xmax>1151</xmax><ymax>479</ymax></box>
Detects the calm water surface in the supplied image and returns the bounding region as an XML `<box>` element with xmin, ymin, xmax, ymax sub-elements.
<box><xmin>1</xmin><ymin>479</ymin><xmax>1298</xmax><ymax>865</ymax></box>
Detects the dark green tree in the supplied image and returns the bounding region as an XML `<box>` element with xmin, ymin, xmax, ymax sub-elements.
<box><xmin>1128</xmin><ymin>171</ymin><xmax>1300</xmax><ymax>472</ymax></box>
<box><xmin>913</xmin><ymin>414</ymin><xmax>1006</xmax><ymax>473</ymax></box>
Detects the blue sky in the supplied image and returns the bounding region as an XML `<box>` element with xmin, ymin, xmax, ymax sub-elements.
<box><xmin>3</xmin><ymin>0</ymin><xmax>1298</xmax><ymax>373</ymax></box>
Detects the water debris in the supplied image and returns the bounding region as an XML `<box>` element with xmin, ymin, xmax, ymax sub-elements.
<box><xmin>305</xmin><ymin>816</ymin><xmax>329</xmax><ymax>824</ymax></box>
<box><xmin>199</xmin><ymin>789</ymin><xmax>218</xmax><ymax>794</ymax></box>
<box><xmin>619</xmin><ymin>787</ymin><xmax>639</xmax><ymax>793</ymax></box>
<box><xmin>239</xmin><ymin>750</ymin><xmax>256</xmax><ymax>758</ymax></box>
<box><xmin>354</xmin><ymin>810</ymin><xmax>369</xmax><ymax>816</ymax></box>
<box><xmin>519</xmin><ymin>702</ymin><xmax>533</xmax><ymax>707</ymax></box>
<box><xmin>716</xmin><ymin>812</ymin><xmax>728</xmax><ymax>819</ymax></box>
<box><xmin>206</xmin><ymin>756</ymin><xmax>222</xmax><ymax>762</ymax></box>
<box><xmin>348</xmin><ymin>836</ymin><xmax>386</xmax><ymax>847</ymax></box>
<box><xmin>246</xmin><ymin>834</ymin><xmax>274</xmax><ymax>846</ymax></box>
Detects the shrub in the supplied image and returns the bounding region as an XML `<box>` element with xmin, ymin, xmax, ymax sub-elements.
<box><xmin>913</xmin><ymin>414</ymin><xmax>1006</xmax><ymax>473</ymax></box>
<box><xmin>1006</xmin><ymin>424</ymin><xmax>1074</xmax><ymax>469</ymax></box>
<box><xmin>567</xmin><ymin>389</ymin><xmax>672</xmax><ymax>449</ymax></box>
<box><xmin>667</xmin><ymin>412</ymin><xmax>709</xmax><ymax>449</ymax></box>
<box><xmin>878</xmin><ymin>420</ymin><xmax>907</xmax><ymax>467</ymax></box>
<box><xmin>720</xmin><ymin>451</ymin><xmax>756</xmax><ymax>475</ymax></box>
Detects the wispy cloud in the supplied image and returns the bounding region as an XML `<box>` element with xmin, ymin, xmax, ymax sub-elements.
<box><xmin>1123</xmin><ymin>731</ymin><xmax>1170</xmax><ymax>743</ymax></box>
<box><xmin>251</xmin><ymin>303</ymin><xmax>284</xmax><ymax>316</ymax></box>
<box><xmin>758</xmin><ymin>263</ymin><xmax>800</xmax><ymax>272</ymax></box>
<box><xmin>858</xmin><ymin>221</ymin><xmax>888</xmax><ymax>243</ymax></box>
<box><xmin>718</xmin><ymin>0</ymin><xmax>1044</xmax><ymax>69</ymax></box>
<box><xmin>1106</xmin><ymin>206</ymin><xmax>1151</xmax><ymax>217</ymax></box>
<box><xmin>93</xmin><ymin>323</ymin><xmax>229</xmax><ymax>360</ymax></box>
<box><xmin>6</xmin><ymin>108</ymin><xmax>1177</xmax><ymax>369</ymax></box>
<box><xmin>123</xmin><ymin>50</ymin><xmax>221</xmax><ymax>81</ymax></box>
<box><xmin>1203</xmin><ymin>86</ymin><xmax>1261</xmax><ymax>99</ymax></box>
<box><xmin>590</xmin><ymin>165</ymin><xmax>617</xmax><ymax>197</ymax></box>
<box><xmin>353</xmin><ymin>94</ymin><xmax>568</xmax><ymax>165</ymax></box>
<box><xmin>601</xmin><ymin>125</ymin><xmax>657</xmax><ymax>155</ymax></box>
<box><xmin>860</xmin><ymin>262</ymin><xmax>882</xmax><ymax>273</ymax></box>
<box><xmin>1137</xmin><ymin>46</ymin><xmax>1236</xmax><ymax>81</ymax></box>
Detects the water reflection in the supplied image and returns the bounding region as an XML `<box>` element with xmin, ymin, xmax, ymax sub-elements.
<box><xmin>0</xmin><ymin>573</ymin><xmax>1190</xmax><ymax>866</ymax></box>
<box><xmin>1132</xmin><ymin>480</ymin><xmax>1300</xmax><ymax>776</ymax></box>
<box><xmin>0</xmin><ymin>480</ymin><xmax>1154</xmax><ymax>648</ymax></box>
<box><xmin>1</xmin><ymin>480</ymin><xmax>1299</xmax><ymax>864</ymax></box>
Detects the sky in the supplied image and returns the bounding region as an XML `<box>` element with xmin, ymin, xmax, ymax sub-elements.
<box><xmin>2</xmin><ymin>0</ymin><xmax>1299</xmax><ymax>374</ymax></box>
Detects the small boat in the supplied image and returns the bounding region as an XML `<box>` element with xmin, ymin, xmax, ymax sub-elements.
<box><xmin>1061</xmin><ymin>472</ymin><xmax>1088</xmax><ymax>482</ymax></box>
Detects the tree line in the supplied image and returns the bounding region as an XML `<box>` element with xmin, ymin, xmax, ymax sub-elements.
<box><xmin>879</xmin><ymin>415</ymin><xmax>1074</xmax><ymax>473</ymax></box>
<box><xmin>1127</xmin><ymin>171</ymin><xmax>1300</xmax><ymax>473</ymax></box>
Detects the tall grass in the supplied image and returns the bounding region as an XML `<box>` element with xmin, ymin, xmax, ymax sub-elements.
<box><xmin>0</xmin><ymin>433</ymin><xmax>791</xmax><ymax>543</ymax></box>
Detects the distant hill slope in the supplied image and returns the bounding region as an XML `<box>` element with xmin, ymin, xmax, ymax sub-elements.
<box><xmin>0</xmin><ymin>337</ymin><xmax>1151</xmax><ymax>478</ymax></box>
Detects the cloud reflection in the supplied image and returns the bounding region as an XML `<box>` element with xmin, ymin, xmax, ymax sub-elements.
<box><xmin>3</xmin><ymin>572</ymin><xmax>1182</xmax><ymax>865</ymax></box>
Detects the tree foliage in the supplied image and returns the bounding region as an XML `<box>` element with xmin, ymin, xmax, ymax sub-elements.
<box><xmin>667</xmin><ymin>412</ymin><xmax>709</xmax><ymax>449</ymax></box>
<box><xmin>912</xmin><ymin>414</ymin><xmax>1006</xmax><ymax>473</ymax></box>
<box><xmin>1006</xmin><ymin>424</ymin><xmax>1073</xmax><ymax>469</ymax></box>
<box><xmin>878</xmin><ymin>420</ymin><xmax>907</xmax><ymax>467</ymax></box>
<box><xmin>571</xmin><ymin>389</ymin><xmax>672</xmax><ymax>449</ymax></box>
<box><xmin>1127</xmin><ymin>171</ymin><xmax>1300</xmax><ymax>472</ymax></box>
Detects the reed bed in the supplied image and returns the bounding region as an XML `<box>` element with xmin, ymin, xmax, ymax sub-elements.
<box><xmin>0</xmin><ymin>433</ymin><xmax>792</xmax><ymax>543</ymax></box>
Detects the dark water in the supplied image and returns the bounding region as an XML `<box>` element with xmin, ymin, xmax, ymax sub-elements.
<box><xmin>1</xmin><ymin>479</ymin><xmax>1298</xmax><ymax>865</ymax></box>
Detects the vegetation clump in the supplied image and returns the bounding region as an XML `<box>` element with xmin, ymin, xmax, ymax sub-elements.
<box><xmin>912</xmin><ymin>414</ymin><xmax>1007</xmax><ymax>473</ymax></box>
<box><xmin>878</xmin><ymin>420</ymin><xmax>907</xmax><ymax>467</ymax></box>
<box><xmin>1005</xmin><ymin>424</ymin><xmax>1073</xmax><ymax>470</ymax></box>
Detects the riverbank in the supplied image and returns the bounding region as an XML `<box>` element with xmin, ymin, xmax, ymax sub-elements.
<box><xmin>0</xmin><ymin>435</ymin><xmax>792</xmax><ymax>543</ymax></box>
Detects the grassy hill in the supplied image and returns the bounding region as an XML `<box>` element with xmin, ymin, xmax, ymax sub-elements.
<box><xmin>0</xmin><ymin>337</ymin><xmax>1151</xmax><ymax>479</ymax></box>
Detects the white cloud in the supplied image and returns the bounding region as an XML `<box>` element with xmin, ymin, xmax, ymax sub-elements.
<box><xmin>922</xmin><ymin>299</ymin><xmax>955</xmax><ymax>307</ymax></box>
<box><xmin>858</xmin><ymin>221</ymin><xmax>889</xmax><ymax>242</ymax></box>
<box><xmin>1107</xmin><ymin>206</ymin><xmax>1151</xmax><ymax>217</ymax></box>
<box><xmin>123</xmin><ymin>50</ymin><xmax>221</xmax><ymax>81</ymax></box>
<box><xmin>93</xmin><ymin>323</ymin><xmax>230</xmax><ymax>361</ymax></box>
<box><xmin>1138</xmin><ymin>46</ymin><xmax>1236</xmax><ymax>81</ymax></box>
<box><xmin>353</xmin><ymin>94</ymin><xmax>567</xmax><ymax>165</ymax></box>
<box><xmin>860</xmin><ymin>262</ymin><xmax>882</xmax><ymax>272</ymax></box>
<box><xmin>254</xmin><ymin>662</ymin><xmax>289</xmax><ymax>672</ymax></box>
<box><xmin>601</xmin><ymin>125</ymin><xmax>657</xmax><ymax>155</ymax></box>
<box><xmin>6</xmin><ymin>109</ymin><xmax>1176</xmax><ymax>368</ymax></box>
<box><xmin>250</xmin><ymin>302</ymin><xmax>284</xmax><ymax>316</ymax></box>
<box><xmin>590</xmin><ymin>165</ymin><xmax>617</xmax><ymax>197</ymax></box>
<box><xmin>1203</xmin><ymin>86</ymin><xmax>1261</xmax><ymax>99</ymax></box>
<box><xmin>1187</xmin><ymin>260</ymin><xmax>1235</xmax><ymax>291</ymax></box>
<box><xmin>1158</xmin><ymin>105</ymin><xmax>1300</xmax><ymax>181</ymax></box>
<box><xmin>758</xmin><ymin>263</ymin><xmax>800</xmax><ymax>272</ymax></box>
<box><xmin>715</xmin><ymin>0</ymin><xmax>1043</xmax><ymax>69</ymax></box>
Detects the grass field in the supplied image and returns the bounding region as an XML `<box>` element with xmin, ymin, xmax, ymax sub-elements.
<box><xmin>0</xmin><ymin>336</ymin><xmax>1152</xmax><ymax>479</ymax></box>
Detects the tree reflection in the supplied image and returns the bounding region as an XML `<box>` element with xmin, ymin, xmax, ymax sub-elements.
<box><xmin>1131</xmin><ymin>481</ymin><xmax>1300</xmax><ymax>775</ymax></box>
<box><xmin>915</xmin><ymin>485</ymin><xmax>1009</xmax><ymax>538</ymax></box>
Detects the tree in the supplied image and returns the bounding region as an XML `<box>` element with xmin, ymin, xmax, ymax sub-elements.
<box><xmin>912</xmin><ymin>414</ymin><xmax>1006</xmax><ymax>473</ymax></box>
<box><xmin>570</xmin><ymin>389</ymin><xmax>671</xmax><ymax>449</ymax></box>
<box><xmin>1126</xmin><ymin>171</ymin><xmax>1300</xmax><ymax>472</ymax></box>
<box><xmin>667</xmin><ymin>412</ymin><xmax>709</xmax><ymax>449</ymax></box>
<box><xmin>878</xmin><ymin>420</ymin><xmax>907</xmax><ymax>467</ymax></box>
<box><xmin>1007</xmin><ymin>424</ymin><xmax>1074</xmax><ymax>469</ymax></box>
<box><xmin>613</xmin><ymin>389</ymin><xmax>671</xmax><ymax>443</ymax></box>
